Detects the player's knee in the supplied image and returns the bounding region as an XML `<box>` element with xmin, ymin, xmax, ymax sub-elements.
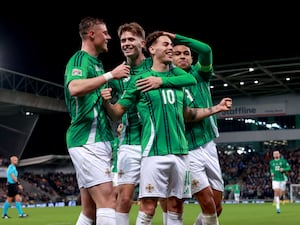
<box><xmin>118</xmin><ymin>195</ymin><xmax>133</xmax><ymax>211</ymax></box>
<box><xmin>216</xmin><ymin>205</ymin><xmax>223</xmax><ymax>217</ymax></box>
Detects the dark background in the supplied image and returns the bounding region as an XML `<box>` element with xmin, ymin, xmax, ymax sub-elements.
<box><xmin>0</xmin><ymin>4</ymin><xmax>299</xmax><ymax>158</ymax></box>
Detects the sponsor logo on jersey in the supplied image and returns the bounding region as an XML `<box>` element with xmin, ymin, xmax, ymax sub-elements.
<box><xmin>72</xmin><ymin>69</ymin><xmax>82</xmax><ymax>76</ymax></box>
<box><xmin>123</xmin><ymin>77</ymin><xmax>130</xmax><ymax>82</ymax></box>
<box><xmin>95</xmin><ymin>65</ymin><xmax>101</xmax><ymax>72</ymax></box>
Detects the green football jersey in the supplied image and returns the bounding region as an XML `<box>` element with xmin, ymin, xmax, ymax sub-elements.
<box><xmin>118</xmin><ymin>67</ymin><xmax>190</xmax><ymax>157</ymax></box>
<box><xmin>225</xmin><ymin>184</ymin><xmax>241</xmax><ymax>194</ymax></box>
<box><xmin>64</xmin><ymin>50</ymin><xmax>114</xmax><ymax>148</ymax></box>
<box><xmin>108</xmin><ymin>58</ymin><xmax>152</xmax><ymax>145</ymax></box>
<box><xmin>111</xmin><ymin>136</ymin><xmax>119</xmax><ymax>173</ymax></box>
<box><xmin>108</xmin><ymin>57</ymin><xmax>196</xmax><ymax>146</ymax></box>
<box><xmin>174</xmin><ymin>34</ymin><xmax>218</xmax><ymax>150</ymax></box>
<box><xmin>269</xmin><ymin>158</ymin><xmax>291</xmax><ymax>182</ymax></box>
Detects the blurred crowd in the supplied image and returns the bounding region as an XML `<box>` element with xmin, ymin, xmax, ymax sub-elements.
<box><xmin>0</xmin><ymin>148</ymin><xmax>299</xmax><ymax>203</ymax></box>
<box><xmin>220</xmin><ymin>148</ymin><xmax>300</xmax><ymax>200</ymax></box>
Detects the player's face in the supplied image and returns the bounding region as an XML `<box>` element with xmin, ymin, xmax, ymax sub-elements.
<box><xmin>93</xmin><ymin>24</ymin><xmax>111</xmax><ymax>53</ymax></box>
<box><xmin>151</xmin><ymin>35</ymin><xmax>173</xmax><ymax>64</ymax></box>
<box><xmin>173</xmin><ymin>45</ymin><xmax>193</xmax><ymax>70</ymax></box>
<box><xmin>273</xmin><ymin>151</ymin><xmax>280</xmax><ymax>159</ymax></box>
<box><xmin>120</xmin><ymin>31</ymin><xmax>145</xmax><ymax>58</ymax></box>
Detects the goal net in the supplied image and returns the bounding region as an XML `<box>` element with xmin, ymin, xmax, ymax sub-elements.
<box><xmin>290</xmin><ymin>184</ymin><xmax>300</xmax><ymax>203</ymax></box>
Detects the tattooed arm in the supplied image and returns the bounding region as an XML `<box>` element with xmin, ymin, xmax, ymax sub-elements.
<box><xmin>184</xmin><ymin>97</ymin><xmax>232</xmax><ymax>122</ymax></box>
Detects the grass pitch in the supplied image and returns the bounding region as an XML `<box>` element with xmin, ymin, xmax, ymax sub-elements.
<box><xmin>1</xmin><ymin>202</ymin><xmax>299</xmax><ymax>225</ymax></box>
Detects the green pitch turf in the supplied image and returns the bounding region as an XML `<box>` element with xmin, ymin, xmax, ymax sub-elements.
<box><xmin>1</xmin><ymin>203</ymin><xmax>299</xmax><ymax>225</ymax></box>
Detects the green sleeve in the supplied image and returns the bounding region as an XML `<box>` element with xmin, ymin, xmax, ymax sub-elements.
<box><xmin>118</xmin><ymin>75</ymin><xmax>140</xmax><ymax>108</ymax></box>
<box><xmin>174</xmin><ymin>34</ymin><xmax>213</xmax><ymax>72</ymax></box>
<box><xmin>283</xmin><ymin>160</ymin><xmax>291</xmax><ymax>172</ymax></box>
<box><xmin>224</xmin><ymin>185</ymin><xmax>233</xmax><ymax>191</ymax></box>
<box><xmin>269</xmin><ymin>161</ymin><xmax>274</xmax><ymax>174</ymax></box>
<box><xmin>161</xmin><ymin>67</ymin><xmax>197</xmax><ymax>87</ymax></box>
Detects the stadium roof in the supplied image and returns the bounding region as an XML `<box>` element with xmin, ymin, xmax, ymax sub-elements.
<box><xmin>211</xmin><ymin>57</ymin><xmax>300</xmax><ymax>100</ymax></box>
<box><xmin>18</xmin><ymin>155</ymin><xmax>71</xmax><ymax>167</ymax></box>
<box><xmin>1</xmin><ymin>57</ymin><xmax>300</xmax><ymax>160</ymax></box>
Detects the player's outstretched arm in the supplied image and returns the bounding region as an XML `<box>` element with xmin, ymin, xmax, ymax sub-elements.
<box><xmin>184</xmin><ymin>97</ymin><xmax>232</xmax><ymax>122</ymax></box>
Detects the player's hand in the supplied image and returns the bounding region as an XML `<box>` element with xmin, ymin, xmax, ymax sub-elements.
<box><xmin>111</xmin><ymin>61</ymin><xmax>130</xmax><ymax>80</ymax></box>
<box><xmin>136</xmin><ymin>76</ymin><xmax>162</xmax><ymax>92</ymax></box>
<box><xmin>218</xmin><ymin>97</ymin><xmax>232</xmax><ymax>111</ymax></box>
<box><xmin>162</xmin><ymin>32</ymin><xmax>176</xmax><ymax>39</ymax></box>
<box><xmin>101</xmin><ymin>88</ymin><xmax>113</xmax><ymax>101</ymax></box>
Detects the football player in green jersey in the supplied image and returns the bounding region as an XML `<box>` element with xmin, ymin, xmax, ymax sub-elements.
<box><xmin>108</xmin><ymin>22</ymin><xmax>199</xmax><ymax>225</ymax></box>
<box><xmin>64</xmin><ymin>16</ymin><xmax>130</xmax><ymax>225</ymax></box>
<box><xmin>158</xmin><ymin>32</ymin><xmax>228</xmax><ymax>225</ymax></box>
<box><xmin>269</xmin><ymin>150</ymin><xmax>291</xmax><ymax>213</ymax></box>
<box><xmin>102</xmin><ymin>31</ymin><xmax>232</xmax><ymax>225</ymax></box>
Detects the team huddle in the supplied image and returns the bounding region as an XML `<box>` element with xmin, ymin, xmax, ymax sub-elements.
<box><xmin>0</xmin><ymin>16</ymin><xmax>291</xmax><ymax>225</ymax></box>
<box><xmin>64</xmin><ymin>16</ymin><xmax>231</xmax><ymax>225</ymax></box>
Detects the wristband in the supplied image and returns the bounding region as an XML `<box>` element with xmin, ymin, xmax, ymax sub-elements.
<box><xmin>103</xmin><ymin>72</ymin><xmax>113</xmax><ymax>81</ymax></box>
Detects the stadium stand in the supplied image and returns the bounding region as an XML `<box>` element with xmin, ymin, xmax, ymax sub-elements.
<box><xmin>0</xmin><ymin>58</ymin><xmax>300</xmax><ymax>205</ymax></box>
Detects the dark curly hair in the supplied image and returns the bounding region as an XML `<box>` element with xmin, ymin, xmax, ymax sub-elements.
<box><xmin>145</xmin><ymin>31</ymin><xmax>165</xmax><ymax>55</ymax></box>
